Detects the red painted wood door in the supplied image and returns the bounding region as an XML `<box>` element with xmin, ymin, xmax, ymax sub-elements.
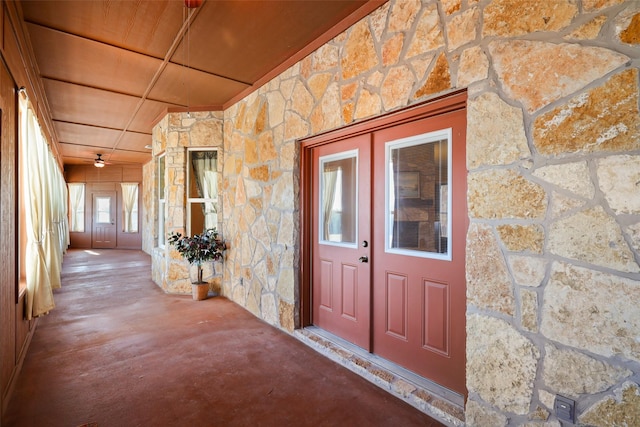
<box><xmin>371</xmin><ymin>109</ymin><xmax>467</xmax><ymax>394</ymax></box>
<box><xmin>312</xmin><ymin>134</ymin><xmax>372</xmax><ymax>350</ymax></box>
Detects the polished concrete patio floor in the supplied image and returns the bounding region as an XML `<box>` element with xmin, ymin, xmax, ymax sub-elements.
<box><xmin>4</xmin><ymin>249</ymin><xmax>444</xmax><ymax>426</ymax></box>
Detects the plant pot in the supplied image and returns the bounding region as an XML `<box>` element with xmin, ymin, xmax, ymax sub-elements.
<box><xmin>192</xmin><ymin>283</ymin><xmax>209</xmax><ymax>301</ymax></box>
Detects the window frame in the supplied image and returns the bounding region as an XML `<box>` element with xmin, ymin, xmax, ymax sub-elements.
<box><xmin>186</xmin><ymin>148</ymin><xmax>219</xmax><ymax>236</ymax></box>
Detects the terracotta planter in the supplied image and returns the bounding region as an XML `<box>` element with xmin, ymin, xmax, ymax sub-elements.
<box><xmin>192</xmin><ymin>283</ymin><xmax>209</xmax><ymax>301</ymax></box>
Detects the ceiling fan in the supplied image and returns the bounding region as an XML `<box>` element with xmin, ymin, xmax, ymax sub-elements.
<box><xmin>93</xmin><ymin>154</ymin><xmax>106</xmax><ymax>168</ymax></box>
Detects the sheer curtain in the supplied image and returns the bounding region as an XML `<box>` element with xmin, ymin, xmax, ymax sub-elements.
<box><xmin>21</xmin><ymin>99</ymin><xmax>54</xmax><ymax>318</ymax></box>
<box><xmin>121</xmin><ymin>183</ymin><xmax>138</xmax><ymax>232</ymax></box>
<box><xmin>20</xmin><ymin>97</ymin><xmax>67</xmax><ymax>318</ymax></box>
<box><xmin>321</xmin><ymin>168</ymin><xmax>338</xmax><ymax>241</ymax></box>
<box><xmin>191</xmin><ymin>152</ymin><xmax>217</xmax><ymax>230</ymax></box>
<box><xmin>68</xmin><ymin>183</ymin><xmax>85</xmax><ymax>232</ymax></box>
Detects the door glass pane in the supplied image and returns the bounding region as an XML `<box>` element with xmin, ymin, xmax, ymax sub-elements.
<box><xmin>319</xmin><ymin>151</ymin><xmax>357</xmax><ymax>245</ymax></box>
<box><xmin>386</xmin><ymin>130</ymin><xmax>451</xmax><ymax>259</ymax></box>
<box><xmin>95</xmin><ymin>196</ymin><xmax>111</xmax><ymax>224</ymax></box>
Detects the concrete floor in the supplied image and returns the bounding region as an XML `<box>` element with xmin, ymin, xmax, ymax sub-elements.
<box><xmin>4</xmin><ymin>249</ymin><xmax>444</xmax><ymax>427</ymax></box>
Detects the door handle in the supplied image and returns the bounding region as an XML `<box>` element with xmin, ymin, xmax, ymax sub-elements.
<box><xmin>358</xmin><ymin>256</ymin><xmax>368</xmax><ymax>263</ymax></box>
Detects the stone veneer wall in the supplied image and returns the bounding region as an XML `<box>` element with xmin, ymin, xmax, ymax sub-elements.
<box><xmin>144</xmin><ymin>0</ymin><xmax>640</xmax><ymax>424</ymax></box>
<box><xmin>148</xmin><ymin>111</ymin><xmax>224</xmax><ymax>295</ymax></box>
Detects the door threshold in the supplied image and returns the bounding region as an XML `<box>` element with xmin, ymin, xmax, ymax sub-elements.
<box><xmin>294</xmin><ymin>326</ymin><xmax>465</xmax><ymax>427</ymax></box>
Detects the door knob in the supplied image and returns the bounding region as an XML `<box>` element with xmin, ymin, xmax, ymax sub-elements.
<box><xmin>358</xmin><ymin>256</ymin><xmax>368</xmax><ymax>263</ymax></box>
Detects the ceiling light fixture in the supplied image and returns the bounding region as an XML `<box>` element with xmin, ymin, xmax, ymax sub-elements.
<box><xmin>94</xmin><ymin>154</ymin><xmax>105</xmax><ymax>168</ymax></box>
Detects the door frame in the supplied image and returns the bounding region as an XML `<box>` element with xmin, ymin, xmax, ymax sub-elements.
<box><xmin>300</xmin><ymin>90</ymin><xmax>468</xmax><ymax>328</ymax></box>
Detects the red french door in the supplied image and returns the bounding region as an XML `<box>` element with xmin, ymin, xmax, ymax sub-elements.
<box><xmin>306</xmin><ymin>93</ymin><xmax>467</xmax><ymax>395</ymax></box>
<box><xmin>312</xmin><ymin>134</ymin><xmax>371</xmax><ymax>350</ymax></box>
<box><xmin>371</xmin><ymin>109</ymin><xmax>467</xmax><ymax>394</ymax></box>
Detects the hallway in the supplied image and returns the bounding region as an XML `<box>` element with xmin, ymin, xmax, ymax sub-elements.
<box><xmin>4</xmin><ymin>249</ymin><xmax>444</xmax><ymax>427</ymax></box>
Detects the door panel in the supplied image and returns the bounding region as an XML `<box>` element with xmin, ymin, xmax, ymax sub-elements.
<box><xmin>372</xmin><ymin>109</ymin><xmax>467</xmax><ymax>394</ymax></box>
<box><xmin>312</xmin><ymin>134</ymin><xmax>371</xmax><ymax>350</ymax></box>
<box><xmin>92</xmin><ymin>192</ymin><xmax>116</xmax><ymax>248</ymax></box>
<box><xmin>308</xmin><ymin>101</ymin><xmax>467</xmax><ymax>395</ymax></box>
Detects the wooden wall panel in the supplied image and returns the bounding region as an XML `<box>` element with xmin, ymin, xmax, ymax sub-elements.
<box><xmin>66</xmin><ymin>165</ymin><xmax>143</xmax><ymax>250</ymax></box>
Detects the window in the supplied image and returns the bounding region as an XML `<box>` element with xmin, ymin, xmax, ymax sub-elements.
<box><xmin>121</xmin><ymin>183</ymin><xmax>139</xmax><ymax>233</ymax></box>
<box><xmin>158</xmin><ymin>153</ymin><xmax>166</xmax><ymax>247</ymax></box>
<box><xmin>187</xmin><ymin>149</ymin><xmax>218</xmax><ymax>234</ymax></box>
<box><xmin>386</xmin><ymin>129</ymin><xmax>451</xmax><ymax>260</ymax></box>
<box><xmin>68</xmin><ymin>183</ymin><xmax>85</xmax><ymax>232</ymax></box>
<box><xmin>319</xmin><ymin>150</ymin><xmax>357</xmax><ymax>246</ymax></box>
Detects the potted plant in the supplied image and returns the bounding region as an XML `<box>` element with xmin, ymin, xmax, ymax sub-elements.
<box><xmin>168</xmin><ymin>228</ymin><xmax>225</xmax><ymax>300</ymax></box>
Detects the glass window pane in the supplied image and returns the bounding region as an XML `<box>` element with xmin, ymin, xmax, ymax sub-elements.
<box><xmin>320</xmin><ymin>152</ymin><xmax>357</xmax><ymax>245</ymax></box>
<box><xmin>188</xmin><ymin>150</ymin><xmax>217</xmax><ymax>199</ymax></box>
<box><xmin>189</xmin><ymin>202</ymin><xmax>218</xmax><ymax>234</ymax></box>
<box><xmin>95</xmin><ymin>196</ymin><xmax>111</xmax><ymax>224</ymax></box>
<box><xmin>386</xmin><ymin>131</ymin><xmax>450</xmax><ymax>258</ymax></box>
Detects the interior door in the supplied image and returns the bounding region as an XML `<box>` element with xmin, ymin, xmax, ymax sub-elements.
<box><xmin>92</xmin><ymin>192</ymin><xmax>117</xmax><ymax>249</ymax></box>
<box><xmin>312</xmin><ymin>134</ymin><xmax>371</xmax><ymax>350</ymax></box>
<box><xmin>371</xmin><ymin>109</ymin><xmax>467</xmax><ymax>394</ymax></box>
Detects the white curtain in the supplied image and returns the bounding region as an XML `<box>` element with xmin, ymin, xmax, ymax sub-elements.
<box><xmin>191</xmin><ymin>152</ymin><xmax>217</xmax><ymax>230</ymax></box>
<box><xmin>121</xmin><ymin>183</ymin><xmax>138</xmax><ymax>232</ymax></box>
<box><xmin>20</xmin><ymin>97</ymin><xmax>67</xmax><ymax>318</ymax></box>
<box><xmin>68</xmin><ymin>183</ymin><xmax>85</xmax><ymax>232</ymax></box>
<box><xmin>321</xmin><ymin>168</ymin><xmax>338</xmax><ymax>241</ymax></box>
<box><xmin>21</xmin><ymin>99</ymin><xmax>54</xmax><ymax>318</ymax></box>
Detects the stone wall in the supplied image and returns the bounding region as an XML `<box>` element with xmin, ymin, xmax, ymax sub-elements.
<box><xmin>145</xmin><ymin>0</ymin><xmax>640</xmax><ymax>424</ymax></box>
<box><xmin>148</xmin><ymin>111</ymin><xmax>224</xmax><ymax>295</ymax></box>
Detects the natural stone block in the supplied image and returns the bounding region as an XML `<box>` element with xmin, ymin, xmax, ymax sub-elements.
<box><xmin>496</xmin><ymin>224</ymin><xmax>544</xmax><ymax>253</ymax></box>
<box><xmin>310</xmin><ymin>83</ymin><xmax>341</xmax><ymax>133</ymax></box>
<box><xmin>283</xmin><ymin>111</ymin><xmax>309</xmax><ymax>140</ymax></box>
<box><xmin>465</xmin><ymin>398</ymin><xmax>507</xmax><ymax>427</ymax></box>
<box><xmin>584</xmin><ymin>0</ymin><xmax>624</xmax><ymax>12</ymax></box>
<box><xmin>489</xmin><ymin>40</ymin><xmax>628</xmax><ymax>112</ymax></box>
<box><xmin>508</xmin><ymin>255</ymin><xmax>547</xmax><ymax>288</ymax></box>
<box><xmin>541</xmin><ymin>262</ymin><xmax>640</xmax><ymax>362</ymax></box>
<box><xmin>387</xmin><ymin>0</ymin><xmax>420</xmax><ymax>33</ymax></box>
<box><xmin>261</xmin><ymin>292</ymin><xmax>278</xmax><ymax>325</ymax></box>
<box><xmin>565</xmin><ymin>15</ymin><xmax>607</xmax><ymax>40</ymax></box>
<box><xmin>291</xmin><ymin>80</ymin><xmax>314</xmax><ymax>118</ymax></box>
<box><xmin>483</xmin><ymin>0</ymin><xmax>577</xmax><ymax>37</ymax></box>
<box><xmin>382</xmin><ymin>33</ymin><xmax>404</xmax><ymax>66</ymax></box>
<box><xmin>381</xmin><ymin>66</ymin><xmax>413</xmax><ymax>110</ymax></box>
<box><xmin>406</xmin><ymin>4</ymin><xmax>444</xmax><ymax>58</ymax></box>
<box><xmin>520</xmin><ymin>289</ymin><xmax>538</xmax><ymax>332</ymax></box>
<box><xmin>628</xmin><ymin>222</ymin><xmax>640</xmax><ymax>254</ymax></box>
<box><xmin>457</xmin><ymin>46</ymin><xmax>489</xmax><ymax>87</ymax></box>
<box><xmin>550</xmin><ymin>191</ymin><xmax>584</xmax><ymax>219</ymax></box>
<box><xmin>307</xmin><ymin>73</ymin><xmax>332</xmax><ymax>101</ymax></box>
<box><xmin>616</xmin><ymin>5</ymin><xmax>640</xmax><ymax>44</ymax></box>
<box><xmin>532</xmin><ymin>161</ymin><xmax>594</xmax><ymax>200</ymax></box>
<box><xmin>311</xmin><ymin>44</ymin><xmax>339</xmax><ymax>73</ymax></box>
<box><xmin>467</xmin><ymin>92</ymin><xmax>529</xmax><ymax>169</ymax></box>
<box><xmin>341</xmin><ymin>19</ymin><xmax>378</xmax><ymax>80</ymax></box>
<box><xmin>543</xmin><ymin>344</ymin><xmax>631</xmax><ymax>396</ymax></box>
<box><xmin>533</xmin><ymin>69</ymin><xmax>639</xmax><ymax>155</ymax></box>
<box><xmin>441</xmin><ymin>0</ymin><xmax>461</xmax><ymax>15</ymax></box>
<box><xmin>414</xmin><ymin>52</ymin><xmax>450</xmax><ymax>99</ymax></box>
<box><xmin>548</xmin><ymin>207</ymin><xmax>639</xmax><ymax>273</ymax></box>
<box><xmin>354</xmin><ymin>89</ymin><xmax>382</xmax><ymax>120</ymax></box>
<box><xmin>369</xmin><ymin>2</ymin><xmax>391</xmax><ymax>41</ymax></box>
<box><xmin>266</xmin><ymin>91</ymin><xmax>285</xmax><ymax>127</ymax></box>
<box><xmin>580</xmin><ymin>382</ymin><xmax>640</xmax><ymax>426</ymax></box>
<box><xmin>597</xmin><ymin>155</ymin><xmax>640</xmax><ymax>214</ymax></box>
<box><xmin>466</xmin><ymin>223</ymin><xmax>514</xmax><ymax>315</ymax></box>
<box><xmin>467</xmin><ymin>314</ymin><xmax>540</xmax><ymax>414</ymax></box>
<box><xmin>468</xmin><ymin>169</ymin><xmax>546</xmax><ymax>219</ymax></box>
<box><xmin>447</xmin><ymin>7</ymin><xmax>479</xmax><ymax>51</ymax></box>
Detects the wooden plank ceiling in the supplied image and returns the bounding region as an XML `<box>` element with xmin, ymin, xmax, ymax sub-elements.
<box><xmin>20</xmin><ymin>0</ymin><xmax>378</xmax><ymax>167</ymax></box>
